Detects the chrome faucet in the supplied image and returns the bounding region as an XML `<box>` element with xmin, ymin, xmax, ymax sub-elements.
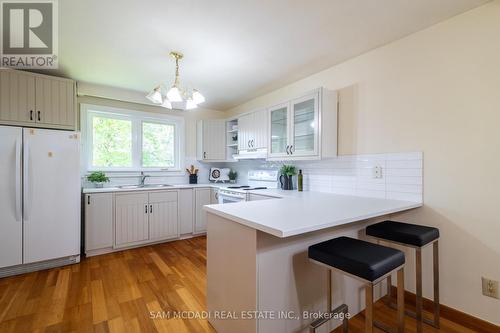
<box><xmin>140</xmin><ymin>172</ymin><xmax>149</xmax><ymax>186</ymax></box>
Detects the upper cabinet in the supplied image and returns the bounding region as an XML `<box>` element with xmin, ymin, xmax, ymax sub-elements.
<box><xmin>267</xmin><ymin>88</ymin><xmax>337</xmax><ymax>160</ymax></box>
<box><xmin>197</xmin><ymin>119</ymin><xmax>226</xmax><ymax>161</ymax></box>
<box><xmin>0</xmin><ymin>68</ymin><xmax>76</xmax><ymax>130</ymax></box>
<box><xmin>236</xmin><ymin>108</ymin><xmax>268</xmax><ymax>158</ymax></box>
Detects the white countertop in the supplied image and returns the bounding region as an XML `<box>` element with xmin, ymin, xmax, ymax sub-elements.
<box><xmin>204</xmin><ymin>190</ymin><xmax>422</xmax><ymax>238</ymax></box>
<box><xmin>82</xmin><ymin>183</ymin><xmax>234</xmax><ymax>194</ymax></box>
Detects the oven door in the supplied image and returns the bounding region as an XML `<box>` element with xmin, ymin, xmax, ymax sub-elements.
<box><xmin>218</xmin><ymin>192</ymin><xmax>246</xmax><ymax>204</ymax></box>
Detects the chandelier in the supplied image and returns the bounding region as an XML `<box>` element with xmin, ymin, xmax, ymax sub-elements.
<box><xmin>146</xmin><ymin>51</ymin><xmax>205</xmax><ymax>110</ymax></box>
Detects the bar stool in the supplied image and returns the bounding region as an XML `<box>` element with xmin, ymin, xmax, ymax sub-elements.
<box><xmin>366</xmin><ymin>220</ymin><xmax>440</xmax><ymax>333</ymax></box>
<box><xmin>308</xmin><ymin>236</ymin><xmax>405</xmax><ymax>333</ymax></box>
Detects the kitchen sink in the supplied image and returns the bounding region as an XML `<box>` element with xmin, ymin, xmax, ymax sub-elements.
<box><xmin>118</xmin><ymin>184</ymin><xmax>172</xmax><ymax>189</ymax></box>
<box><xmin>142</xmin><ymin>184</ymin><xmax>172</xmax><ymax>188</ymax></box>
<box><xmin>118</xmin><ymin>185</ymin><xmax>143</xmax><ymax>189</ymax></box>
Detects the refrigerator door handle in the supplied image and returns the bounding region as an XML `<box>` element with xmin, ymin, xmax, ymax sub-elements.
<box><xmin>15</xmin><ymin>138</ymin><xmax>22</xmax><ymax>222</ymax></box>
<box><xmin>23</xmin><ymin>141</ymin><xmax>31</xmax><ymax>222</ymax></box>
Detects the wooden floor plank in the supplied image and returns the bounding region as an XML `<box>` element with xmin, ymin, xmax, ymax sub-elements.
<box><xmin>0</xmin><ymin>236</ymin><xmax>489</xmax><ymax>333</ymax></box>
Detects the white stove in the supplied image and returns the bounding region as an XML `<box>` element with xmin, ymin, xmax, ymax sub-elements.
<box><xmin>218</xmin><ymin>170</ymin><xmax>278</xmax><ymax>204</ymax></box>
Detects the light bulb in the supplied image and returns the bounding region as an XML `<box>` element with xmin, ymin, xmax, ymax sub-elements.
<box><xmin>192</xmin><ymin>90</ymin><xmax>205</xmax><ymax>104</ymax></box>
<box><xmin>166</xmin><ymin>86</ymin><xmax>182</xmax><ymax>102</ymax></box>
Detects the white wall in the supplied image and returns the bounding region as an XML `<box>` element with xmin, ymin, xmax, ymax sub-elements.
<box><xmin>226</xmin><ymin>1</ymin><xmax>500</xmax><ymax>325</ymax></box>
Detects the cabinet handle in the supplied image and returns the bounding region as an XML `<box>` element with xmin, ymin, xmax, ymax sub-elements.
<box><xmin>150</xmin><ymin>204</ymin><xmax>153</xmax><ymax>214</ymax></box>
<box><xmin>251</xmin><ymin>139</ymin><xmax>254</xmax><ymax>147</ymax></box>
<box><xmin>286</xmin><ymin>145</ymin><xmax>290</xmax><ymax>155</ymax></box>
<box><xmin>290</xmin><ymin>145</ymin><xmax>293</xmax><ymax>154</ymax></box>
<box><xmin>203</xmin><ymin>151</ymin><xmax>207</xmax><ymax>159</ymax></box>
<box><xmin>30</xmin><ymin>110</ymin><xmax>33</xmax><ymax>121</ymax></box>
<box><xmin>145</xmin><ymin>205</ymin><xmax>148</xmax><ymax>214</ymax></box>
<box><xmin>247</xmin><ymin>140</ymin><xmax>250</xmax><ymax>148</ymax></box>
<box><xmin>87</xmin><ymin>196</ymin><xmax>90</xmax><ymax>205</ymax></box>
<box><xmin>37</xmin><ymin>111</ymin><xmax>41</xmax><ymax>122</ymax></box>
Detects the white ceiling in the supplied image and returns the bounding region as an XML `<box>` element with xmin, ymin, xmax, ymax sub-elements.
<box><xmin>54</xmin><ymin>0</ymin><xmax>488</xmax><ymax>110</ymax></box>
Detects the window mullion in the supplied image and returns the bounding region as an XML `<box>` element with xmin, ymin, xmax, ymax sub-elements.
<box><xmin>132</xmin><ymin>117</ymin><xmax>141</xmax><ymax>170</ymax></box>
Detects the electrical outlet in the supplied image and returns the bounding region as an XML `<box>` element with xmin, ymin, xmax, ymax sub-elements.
<box><xmin>482</xmin><ymin>277</ymin><xmax>499</xmax><ymax>299</ymax></box>
<box><xmin>373</xmin><ymin>165</ymin><xmax>383</xmax><ymax>179</ymax></box>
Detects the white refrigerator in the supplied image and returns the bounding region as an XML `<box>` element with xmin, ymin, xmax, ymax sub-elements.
<box><xmin>0</xmin><ymin>126</ymin><xmax>80</xmax><ymax>273</ymax></box>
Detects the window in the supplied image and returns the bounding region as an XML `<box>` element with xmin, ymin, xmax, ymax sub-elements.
<box><xmin>81</xmin><ymin>104</ymin><xmax>184</xmax><ymax>172</ymax></box>
<box><xmin>142</xmin><ymin>122</ymin><xmax>175</xmax><ymax>168</ymax></box>
<box><xmin>92</xmin><ymin>115</ymin><xmax>132</xmax><ymax>167</ymax></box>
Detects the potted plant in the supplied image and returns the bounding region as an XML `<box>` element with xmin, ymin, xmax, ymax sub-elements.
<box><xmin>186</xmin><ymin>165</ymin><xmax>199</xmax><ymax>184</ymax></box>
<box><xmin>279</xmin><ymin>165</ymin><xmax>297</xmax><ymax>190</ymax></box>
<box><xmin>228</xmin><ymin>170</ymin><xmax>238</xmax><ymax>183</ymax></box>
<box><xmin>87</xmin><ymin>171</ymin><xmax>110</xmax><ymax>188</ymax></box>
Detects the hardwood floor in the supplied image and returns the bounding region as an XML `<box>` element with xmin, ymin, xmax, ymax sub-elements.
<box><xmin>0</xmin><ymin>236</ymin><xmax>489</xmax><ymax>333</ymax></box>
<box><xmin>0</xmin><ymin>237</ymin><xmax>215</xmax><ymax>333</ymax></box>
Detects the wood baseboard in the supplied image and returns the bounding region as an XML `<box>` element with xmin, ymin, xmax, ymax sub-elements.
<box><xmin>390</xmin><ymin>286</ymin><xmax>500</xmax><ymax>333</ymax></box>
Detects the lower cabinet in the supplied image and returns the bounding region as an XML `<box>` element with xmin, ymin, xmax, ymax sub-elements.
<box><xmin>85</xmin><ymin>188</ymin><xmax>211</xmax><ymax>256</ymax></box>
<box><xmin>84</xmin><ymin>193</ymin><xmax>113</xmax><ymax>252</ymax></box>
<box><xmin>195</xmin><ymin>188</ymin><xmax>212</xmax><ymax>233</ymax></box>
<box><xmin>148</xmin><ymin>191</ymin><xmax>179</xmax><ymax>241</ymax></box>
<box><xmin>115</xmin><ymin>192</ymin><xmax>149</xmax><ymax>247</ymax></box>
<box><xmin>179</xmin><ymin>188</ymin><xmax>195</xmax><ymax>235</ymax></box>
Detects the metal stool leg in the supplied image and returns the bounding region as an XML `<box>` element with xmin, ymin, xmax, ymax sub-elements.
<box><xmin>365</xmin><ymin>283</ymin><xmax>373</xmax><ymax>333</ymax></box>
<box><xmin>397</xmin><ymin>268</ymin><xmax>405</xmax><ymax>333</ymax></box>
<box><xmin>309</xmin><ymin>269</ymin><xmax>348</xmax><ymax>333</ymax></box>
<box><xmin>416</xmin><ymin>248</ymin><xmax>423</xmax><ymax>333</ymax></box>
<box><xmin>386</xmin><ymin>241</ymin><xmax>441</xmax><ymax>329</ymax></box>
<box><xmin>433</xmin><ymin>240</ymin><xmax>440</xmax><ymax>328</ymax></box>
<box><xmin>386</xmin><ymin>275</ymin><xmax>393</xmax><ymax>303</ymax></box>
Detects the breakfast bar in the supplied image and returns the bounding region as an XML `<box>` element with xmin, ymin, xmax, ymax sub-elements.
<box><xmin>204</xmin><ymin>192</ymin><xmax>421</xmax><ymax>333</ymax></box>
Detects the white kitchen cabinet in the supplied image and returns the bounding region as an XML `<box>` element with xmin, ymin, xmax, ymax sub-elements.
<box><xmin>35</xmin><ymin>76</ymin><xmax>75</xmax><ymax>128</ymax></box>
<box><xmin>179</xmin><ymin>188</ymin><xmax>195</xmax><ymax>235</ymax></box>
<box><xmin>84</xmin><ymin>193</ymin><xmax>113</xmax><ymax>253</ymax></box>
<box><xmin>267</xmin><ymin>88</ymin><xmax>337</xmax><ymax>160</ymax></box>
<box><xmin>197</xmin><ymin>119</ymin><xmax>226</xmax><ymax>161</ymax></box>
<box><xmin>238</xmin><ymin>113</ymin><xmax>252</xmax><ymax>151</ymax></box>
<box><xmin>115</xmin><ymin>192</ymin><xmax>149</xmax><ymax>247</ymax></box>
<box><xmin>237</xmin><ymin>108</ymin><xmax>268</xmax><ymax>152</ymax></box>
<box><xmin>148</xmin><ymin>191</ymin><xmax>179</xmax><ymax>241</ymax></box>
<box><xmin>195</xmin><ymin>188</ymin><xmax>212</xmax><ymax>233</ymax></box>
<box><xmin>0</xmin><ymin>69</ymin><xmax>35</xmax><ymax>124</ymax></box>
<box><xmin>0</xmin><ymin>68</ymin><xmax>76</xmax><ymax>130</ymax></box>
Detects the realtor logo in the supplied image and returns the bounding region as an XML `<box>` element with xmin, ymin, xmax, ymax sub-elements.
<box><xmin>1</xmin><ymin>0</ymin><xmax>58</xmax><ymax>68</ymax></box>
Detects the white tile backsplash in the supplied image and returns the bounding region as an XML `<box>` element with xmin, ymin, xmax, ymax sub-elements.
<box><xmin>222</xmin><ymin>151</ymin><xmax>423</xmax><ymax>203</ymax></box>
<box><xmin>83</xmin><ymin>152</ymin><xmax>423</xmax><ymax>203</ymax></box>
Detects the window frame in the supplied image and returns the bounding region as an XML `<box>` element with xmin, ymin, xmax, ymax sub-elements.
<box><xmin>81</xmin><ymin>103</ymin><xmax>185</xmax><ymax>173</ymax></box>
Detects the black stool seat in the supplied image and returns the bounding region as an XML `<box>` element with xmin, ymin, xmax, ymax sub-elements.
<box><xmin>366</xmin><ymin>221</ymin><xmax>439</xmax><ymax>247</ymax></box>
<box><xmin>308</xmin><ymin>236</ymin><xmax>405</xmax><ymax>282</ymax></box>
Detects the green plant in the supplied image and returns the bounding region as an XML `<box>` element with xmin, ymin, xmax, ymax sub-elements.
<box><xmin>228</xmin><ymin>170</ymin><xmax>238</xmax><ymax>180</ymax></box>
<box><xmin>86</xmin><ymin>171</ymin><xmax>110</xmax><ymax>183</ymax></box>
<box><xmin>280</xmin><ymin>165</ymin><xmax>297</xmax><ymax>176</ymax></box>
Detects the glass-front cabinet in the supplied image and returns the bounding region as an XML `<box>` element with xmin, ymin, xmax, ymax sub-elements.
<box><xmin>269</xmin><ymin>103</ymin><xmax>289</xmax><ymax>157</ymax></box>
<box><xmin>291</xmin><ymin>93</ymin><xmax>319</xmax><ymax>156</ymax></box>
<box><xmin>267</xmin><ymin>90</ymin><xmax>321</xmax><ymax>159</ymax></box>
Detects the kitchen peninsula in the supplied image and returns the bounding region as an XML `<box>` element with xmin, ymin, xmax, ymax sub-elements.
<box><xmin>204</xmin><ymin>191</ymin><xmax>421</xmax><ymax>333</ymax></box>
